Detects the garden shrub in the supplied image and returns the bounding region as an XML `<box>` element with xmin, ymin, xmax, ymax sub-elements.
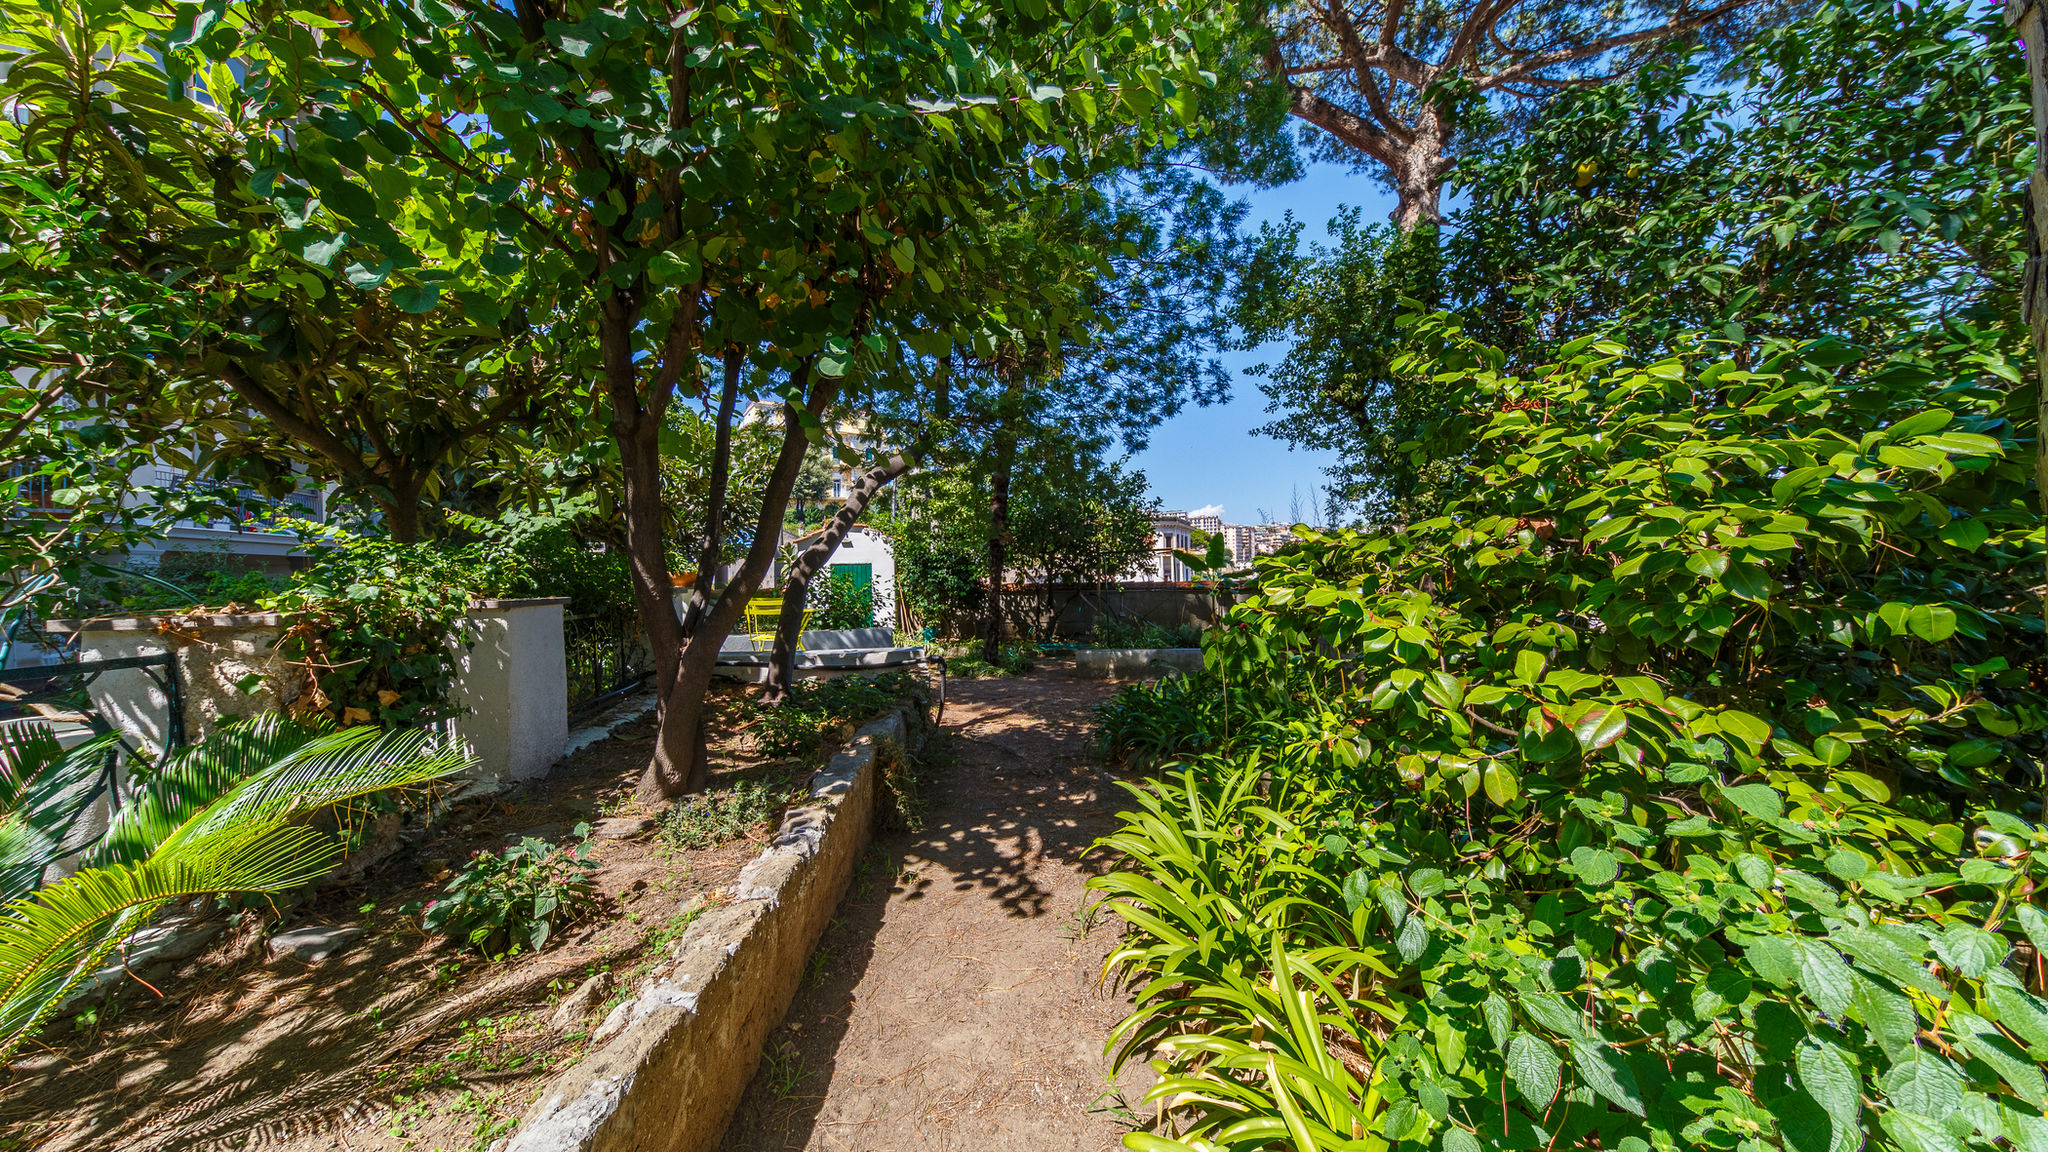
<box><xmin>660</xmin><ymin>777</ymin><xmax>795</xmax><ymax>850</ymax></box>
<box><xmin>262</xmin><ymin>509</ymin><xmax>639</xmax><ymax>729</ymax></box>
<box><xmin>268</xmin><ymin>530</ymin><xmax>477</xmax><ymax>728</ymax></box>
<box><xmin>809</xmin><ymin>570</ymin><xmax>876</xmax><ymax>630</ymax></box>
<box><xmin>1091</xmin><ymin>320</ymin><xmax>2048</xmax><ymax>1151</ymax></box>
<box><xmin>420</xmin><ymin>829</ymin><xmax>599</xmax><ymax>959</ymax></box>
<box><xmin>948</xmin><ymin>644</ymin><xmax>1034</xmax><ymax>679</ymax></box>
<box><xmin>745</xmin><ymin>671</ymin><xmax>928</xmax><ymax>758</ymax></box>
<box><xmin>1091</xmin><ymin>618</ymin><xmax>1203</xmax><ymax>650</ymax></box>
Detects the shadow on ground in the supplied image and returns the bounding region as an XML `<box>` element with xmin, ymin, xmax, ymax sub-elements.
<box><xmin>721</xmin><ymin>666</ymin><xmax>1158</xmax><ymax>1152</ymax></box>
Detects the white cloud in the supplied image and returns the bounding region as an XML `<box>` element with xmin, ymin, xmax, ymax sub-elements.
<box><xmin>1190</xmin><ymin>503</ymin><xmax>1226</xmax><ymax>520</ymax></box>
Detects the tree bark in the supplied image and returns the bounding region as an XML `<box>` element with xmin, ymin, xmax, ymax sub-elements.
<box><xmin>637</xmin><ymin>365</ymin><xmax>839</xmax><ymax>800</ymax></box>
<box><xmin>679</xmin><ymin>348</ymin><xmax>744</xmax><ymax>638</ymax></box>
<box><xmin>594</xmin><ymin>293</ymin><xmax>690</xmax><ymax>785</ymax></box>
<box><xmin>980</xmin><ymin>426</ymin><xmax>1015</xmax><ymax>665</ymax></box>
<box><xmin>765</xmin><ymin>444</ymin><xmax>923</xmax><ymax>698</ymax></box>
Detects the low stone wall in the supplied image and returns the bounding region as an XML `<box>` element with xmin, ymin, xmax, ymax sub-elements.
<box><xmin>47</xmin><ymin>599</ymin><xmax>570</xmax><ymax>789</ymax></box>
<box><xmin>1073</xmin><ymin>647</ymin><xmax>1204</xmax><ymax>679</ymax></box>
<box><xmin>504</xmin><ymin>707</ymin><xmax>915</xmax><ymax>1152</ymax></box>
<box><xmin>952</xmin><ymin>583</ymin><xmax>1236</xmax><ymax>642</ymax></box>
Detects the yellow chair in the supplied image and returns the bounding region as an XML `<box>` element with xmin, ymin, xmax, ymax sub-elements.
<box><xmin>742</xmin><ymin>594</ymin><xmax>813</xmax><ymax>648</ymax></box>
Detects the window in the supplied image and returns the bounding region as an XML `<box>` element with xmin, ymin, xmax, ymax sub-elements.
<box><xmin>6</xmin><ymin>460</ymin><xmax>53</xmax><ymax>510</ymax></box>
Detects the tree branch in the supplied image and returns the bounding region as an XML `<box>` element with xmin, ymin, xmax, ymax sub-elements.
<box><xmin>1287</xmin><ymin>84</ymin><xmax>1406</xmax><ymax>166</ymax></box>
<box><xmin>1477</xmin><ymin>0</ymin><xmax>1755</xmax><ymax>90</ymax></box>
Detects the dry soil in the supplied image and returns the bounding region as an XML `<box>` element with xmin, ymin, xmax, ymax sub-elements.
<box><xmin>720</xmin><ymin>664</ymin><xmax>1155</xmax><ymax>1152</ymax></box>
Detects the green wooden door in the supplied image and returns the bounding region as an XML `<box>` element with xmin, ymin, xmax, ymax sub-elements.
<box><xmin>831</xmin><ymin>562</ymin><xmax>873</xmax><ymax>589</ymax></box>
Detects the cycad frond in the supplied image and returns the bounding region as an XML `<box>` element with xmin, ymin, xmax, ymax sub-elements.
<box><xmin>91</xmin><ymin>714</ymin><xmax>330</xmax><ymax>868</ymax></box>
<box><xmin>0</xmin><ymin>721</ymin><xmax>62</xmax><ymax>812</ymax></box>
<box><xmin>164</xmin><ymin>725</ymin><xmax>473</xmax><ymax>851</ymax></box>
<box><xmin>0</xmin><ymin>722</ymin><xmax>121</xmax><ymax>903</ymax></box>
<box><xmin>0</xmin><ymin>822</ymin><xmax>336</xmax><ymax>1057</ymax></box>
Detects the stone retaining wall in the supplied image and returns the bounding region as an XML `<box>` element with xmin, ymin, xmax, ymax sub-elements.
<box><xmin>502</xmin><ymin>707</ymin><xmax>916</xmax><ymax>1152</ymax></box>
<box><xmin>1073</xmin><ymin>647</ymin><xmax>1204</xmax><ymax>679</ymax></box>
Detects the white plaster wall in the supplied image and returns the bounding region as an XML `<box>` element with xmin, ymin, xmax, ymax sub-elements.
<box><xmin>451</xmin><ymin>600</ymin><xmax>570</xmax><ymax>787</ymax></box>
<box><xmin>52</xmin><ymin>599</ymin><xmax>568</xmax><ymax>788</ymax></box>
<box><xmin>823</xmin><ymin>527</ymin><xmax>896</xmax><ymax>629</ymax></box>
<box><xmin>68</xmin><ymin>615</ymin><xmax>294</xmax><ymax>755</ymax></box>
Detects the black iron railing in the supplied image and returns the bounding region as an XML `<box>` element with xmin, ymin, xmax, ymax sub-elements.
<box><xmin>565</xmin><ymin>612</ymin><xmax>651</xmax><ymax>721</ymax></box>
<box><xmin>0</xmin><ymin>652</ymin><xmax>185</xmax><ymax>814</ymax></box>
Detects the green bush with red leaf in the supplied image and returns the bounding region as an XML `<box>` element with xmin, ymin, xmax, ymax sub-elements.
<box><xmin>1091</xmin><ymin>316</ymin><xmax>2048</xmax><ymax>1151</ymax></box>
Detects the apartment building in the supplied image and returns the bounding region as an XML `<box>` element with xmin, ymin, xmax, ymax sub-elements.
<box><xmin>1122</xmin><ymin>510</ymin><xmax>1195</xmax><ymax>583</ymax></box>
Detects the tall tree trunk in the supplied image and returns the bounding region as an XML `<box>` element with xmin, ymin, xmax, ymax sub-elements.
<box><xmin>679</xmin><ymin>348</ymin><xmax>743</xmax><ymax>637</ymax></box>
<box><xmin>379</xmin><ymin>471</ymin><xmax>427</xmax><ymax>543</ymax></box>
<box><xmin>2014</xmin><ymin>0</ymin><xmax>2048</xmax><ymax>629</ymax></box>
<box><xmin>638</xmin><ymin>366</ymin><xmax>838</xmax><ymax>800</ymax></box>
<box><xmin>596</xmin><ymin>296</ymin><xmax>688</xmax><ymax>781</ymax></box>
<box><xmin>766</xmin><ymin>444</ymin><xmax>922</xmax><ymax>698</ymax></box>
<box><xmin>980</xmin><ymin>427</ymin><xmax>1015</xmax><ymax>665</ymax></box>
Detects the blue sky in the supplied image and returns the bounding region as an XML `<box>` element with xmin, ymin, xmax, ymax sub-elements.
<box><xmin>1126</xmin><ymin>162</ymin><xmax>1397</xmax><ymax>526</ymax></box>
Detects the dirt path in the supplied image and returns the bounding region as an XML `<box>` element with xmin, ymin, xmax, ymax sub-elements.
<box><xmin>721</xmin><ymin>665</ymin><xmax>1152</xmax><ymax>1152</ymax></box>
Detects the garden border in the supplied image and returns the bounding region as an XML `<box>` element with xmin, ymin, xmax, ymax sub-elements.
<box><xmin>500</xmin><ymin>704</ymin><xmax>921</xmax><ymax>1152</ymax></box>
<box><xmin>1073</xmin><ymin>646</ymin><xmax>1203</xmax><ymax>678</ymax></box>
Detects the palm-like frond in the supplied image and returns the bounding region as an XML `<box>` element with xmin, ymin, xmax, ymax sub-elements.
<box><xmin>0</xmin><ymin>822</ymin><xmax>335</xmax><ymax>1055</ymax></box>
<box><xmin>0</xmin><ymin>713</ymin><xmax>475</xmax><ymax>1059</ymax></box>
<box><xmin>163</xmin><ymin>724</ymin><xmax>472</xmax><ymax>850</ymax></box>
<box><xmin>89</xmin><ymin>714</ymin><xmax>329</xmax><ymax>868</ymax></box>
<box><xmin>0</xmin><ymin>722</ymin><xmax>121</xmax><ymax>903</ymax></box>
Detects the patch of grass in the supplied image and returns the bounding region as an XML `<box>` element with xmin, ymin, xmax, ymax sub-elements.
<box><xmin>601</xmin><ymin>904</ymin><xmax>709</xmax><ymax>1013</ymax></box>
<box><xmin>947</xmin><ymin>644</ymin><xmax>1033</xmax><ymax>678</ymax></box>
<box><xmin>452</xmin><ymin>1087</ymin><xmax>518</xmax><ymax>1151</ymax></box>
<box><xmin>659</xmin><ymin>776</ymin><xmax>796</xmax><ymax>850</ymax></box>
<box><xmin>761</xmin><ymin>1039</ymin><xmax>806</xmax><ymax>1099</ymax></box>
<box><xmin>741</xmin><ymin>670</ymin><xmax>931</xmax><ymax>756</ymax></box>
<box><xmin>804</xmin><ymin>943</ymin><xmax>833</xmax><ymax>989</ymax></box>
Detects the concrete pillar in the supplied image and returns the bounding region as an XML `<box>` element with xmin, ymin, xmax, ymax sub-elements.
<box><xmin>450</xmin><ymin>598</ymin><xmax>570</xmax><ymax>787</ymax></box>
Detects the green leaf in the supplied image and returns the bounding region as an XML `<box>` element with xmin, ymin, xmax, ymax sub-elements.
<box><xmin>1573</xmin><ymin>707</ymin><xmax>1627</xmax><ymax>751</ymax></box>
<box><xmin>1905</xmin><ymin>603</ymin><xmax>1959</xmax><ymax>642</ymax></box>
<box><xmin>1482</xmin><ymin>762</ymin><xmax>1520</xmax><ymax>805</ymax></box>
<box><xmin>391</xmin><ymin>282</ymin><xmax>440</xmax><ymax>313</ymax></box>
<box><xmin>1990</xmin><ymin>983</ymin><xmax>2048</xmax><ymax>1052</ymax></box>
<box><xmin>1396</xmin><ymin>915</ymin><xmax>1430</xmax><ymax>963</ymax></box>
<box><xmin>1952</xmin><ymin>1012</ymin><xmax>2048</xmax><ymax>1103</ymax></box>
<box><xmin>1881</xmin><ymin>1049</ymin><xmax>1965</xmax><ymax>1119</ymax></box>
<box><xmin>1797</xmin><ymin>1039</ymin><xmax>1862</xmax><ymax>1152</ymax></box>
<box><xmin>301</xmin><ymin>233</ymin><xmax>348</xmax><ymax>267</ymax></box>
<box><xmin>1939</xmin><ymin>518</ymin><xmax>1990</xmax><ymax>551</ymax></box>
<box><xmin>344</xmin><ymin>260</ymin><xmax>393</xmax><ymax>289</ymax></box>
<box><xmin>1507</xmin><ymin>1031</ymin><xmax>1560</xmax><ymax>1106</ymax></box>
<box><xmin>1693</xmin><ymin>967</ymin><xmax>1752</xmax><ymax>1018</ymax></box>
<box><xmin>1569</xmin><ymin>847</ymin><xmax>1617</xmax><ymax>886</ymax></box>
<box><xmin>1716</xmin><ymin>709</ymin><xmax>1773</xmax><ymax>749</ymax></box>
<box><xmin>1571</xmin><ymin>1038</ymin><xmax>1646</xmax><ymax>1116</ymax></box>
<box><xmin>1341</xmin><ymin>868</ymin><xmax>1372</xmax><ymax>915</ymax></box>
<box><xmin>1933</xmin><ymin>926</ymin><xmax>2005</xmax><ymax>978</ymax></box>
<box><xmin>1521</xmin><ymin>991</ymin><xmax>1587</xmax><ymax>1039</ymax></box>
<box><xmin>1824</xmin><ymin>849</ymin><xmax>1868</xmax><ymax>881</ymax></box>
<box><xmin>2017</xmin><ymin>906</ymin><xmax>2048</xmax><ymax>955</ymax></box>
<box><xmin>1408</xmin><ymin>868</ymin><xmax>1446</xmax><ymax>899</ymax></box>
<box><xmin>1793</xmin><ymin>940</ymin><xmax>1856</xmax><ymax>1019</ymax></box>
<box><xmin>1881</xmin><ymin>1110</ymin><xmax>1964</xmax><ymax>1152</ymax></box>
<box><xmin>1720</xmin><ymin>783</ymin><xmax>1784</xmax><ymax>821</ymax></box>
<box><xmin>1483</xmin><ymin>992</ymin><xmax>1511</xmax><ymax>1051</ymax></box>
<box><xmin>1735</xmin><ymin>854</ymin><xmax>1774</xmax><ymax>890</ymax></box>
